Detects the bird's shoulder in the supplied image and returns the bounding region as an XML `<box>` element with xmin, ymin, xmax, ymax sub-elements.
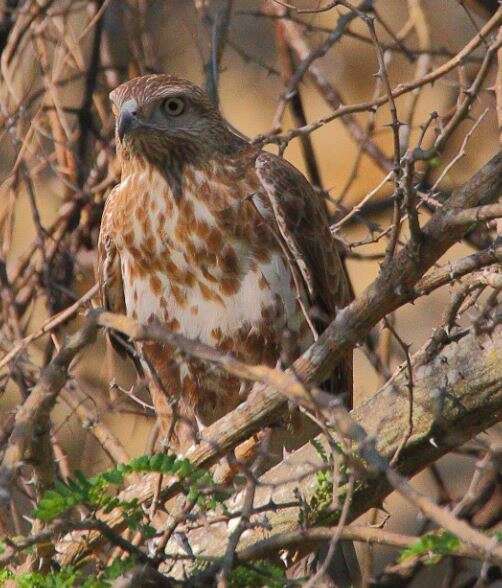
<box><xmin>98</xmin><ymin>178</ymin><xmax>137</xmax><ymax>238</ymax></box>
<box><xmin>251</xmin><ymin>148</ymin><xmax>352</xmax><ymax>316</ymax></box>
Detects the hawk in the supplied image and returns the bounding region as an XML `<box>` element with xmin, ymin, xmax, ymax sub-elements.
<box><xmin>98</xmin><ymin>74</ymin><xmax>352</xmax><ymax>452</ymax></box>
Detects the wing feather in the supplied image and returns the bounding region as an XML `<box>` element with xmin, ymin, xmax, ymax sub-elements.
<box><xmin>97</xmin><ymin>188</ymin><xmax>126</xmax><ymax>315</ymax></box>
<box><xmin>254</xmin><ymin>151</ymin><xmax>353</xmax><ymax>404</ymax></box>
<box><xmin>97</xmin><ymin>187</ymin><xmax>129</xmax><ymax>358</ymax></box>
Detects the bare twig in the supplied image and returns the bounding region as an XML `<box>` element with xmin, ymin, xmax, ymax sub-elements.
<box><xmin>0</xmin><ymin>319</ymin><xmax>99</xmax><ymax>501</ymax></box>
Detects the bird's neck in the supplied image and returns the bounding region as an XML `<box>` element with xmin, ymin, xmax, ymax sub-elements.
<box><xmin>119</xmin><ymin>140</ymin><xmax>257</xmax><ymax>191</ymax></box>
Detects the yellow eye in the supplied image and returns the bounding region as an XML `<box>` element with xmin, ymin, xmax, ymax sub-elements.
<box><xmin>163</xmin><ymin>97</ymin><xmax>185</xmax><ymax>116</ymax></box>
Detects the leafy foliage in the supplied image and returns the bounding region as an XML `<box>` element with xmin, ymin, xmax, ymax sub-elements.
<box><xmin>0</xmin><ymin>570</ymin><xmax>12</xmax><ymax>586</ymax></box>
<box><xmin>187</xmin><ymin>556</ymin><xmax>289</xmax><ymax>587</ymax></box>
<box><xmin>0</xmin><ymin>558</ymin><xmax>134</xmax><ymax>587</ymax></box>
<box><xmin>399</xmin><ymin>530</ymin><xmax>461</xmax><ymax>565</ymax></box>
<box><xmin>228</xmin><ymin>561</ymin><xmax>288</xmax><ymax>588</ymax></box>
<box><xmin>34</xmin><ymin>453</ymin><xmax>227</xmax><ymax>531</ymax></box>
<box><xmin>1</xmin><ymin>454</ymin><xmax>229</xmax><ymax>587</ymax></box>
<box><xmin>298</xmin><ymin>440</ymin><xmax>348</xmax><ymax>526</ymax></box>
<box><xmin>0</xmin><ymin>451</ymin><xmax>290</xmax><ymax>587</ymax></box>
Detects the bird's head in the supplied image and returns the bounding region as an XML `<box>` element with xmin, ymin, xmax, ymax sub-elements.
<box><xmin>109</xmin><ymin>74</ymin><xmax>237</xmax><ymax>164</ymax></box>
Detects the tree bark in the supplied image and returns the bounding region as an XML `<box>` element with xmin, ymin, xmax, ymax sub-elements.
<box><xmin>166</xmin><ymin>326</ymin><xmax>502</xmax><ymax>571</ymax></box>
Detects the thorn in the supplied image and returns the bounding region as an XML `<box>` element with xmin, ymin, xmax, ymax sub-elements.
<box><xmin>25</xmin><ymin>474</ymin><xmax>37</xmax><ymax>486</ymax></box>
<box><xmin>383</xmin><ymin>122</ymin><xmax>401</xmax><ymax>129</ymax></box>
<box><xmin>280</xmin><ymin>550</ymin><xmax>289</xmax><ymax>567</ymax></box>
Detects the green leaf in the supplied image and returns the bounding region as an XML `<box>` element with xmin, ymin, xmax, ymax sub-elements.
<box><xmin>0</xmin><ymin>568</ymin><xmax>13</xmax><ymax>586</ymax></box>
<box><xmin>0</xmin><ymin>557</ymin><xmax>137</xmax><ymax>587</ymax></box>
<box><xmin>100</xmin><ymin>556</ymin><xmax>135</xmax><ymax>581</ymax></box>
<box><xmin>160</xmin><ymin>454</ymin><xmax>175</xmax><ymax>472</ymax></box>
<box><xmin>174</xmin><ymin>458</ymin><xmax>191</xmax><ymax>478</ymax></box>
<box><xmin>53</xmin><ymin>480</ymin><xmax>73</xmax><ymax>497</ymax></box>
<box><xmin>149</xmin><ymin>454</ymin><xmax>165</xmax><ymax>471</ymax></box>
<box><xmin>74</xmin><ymin>470</ymin><xmax>91</xmax><ymax>490</ymax></box>
<box><xmin>14</xmin><ymin>567</ymin><xmax>80</xmax><ymax>588</ymax></box>
<box><xmin>310</xmin><ymin>439</ymin><xmax>328</xmax><ymax>463</ymax></box>
<box><xmin>34</xmin><ymin>489</ymin><xmax>80</xmax><ymax>521</ymax></box>
<box><xmin>228</xmin><ymin>561</ymin><xmax>287</xmax><ymax>587</ymax></box>
<box><xmin>129</xmin><ymin>455</ymin><xmax>150</xmax><ymax>471</ymax></box>
<box><xmin>33</xmin><ymin>452</ymin><xmax>225</xmax><ymax>533</ymax></box>
<box><xmin>140</xmin><ymin>524</ymin><xmax>156</xmax><ymax>539</ymax></box>
<box><xmin>101</xmin><ymin>469</ymin><xmax>124</xmax><ymax>485</ymax></box>
<box><xmin>399</xmin><ymin>530</ymin><xmax>460</xmax><ymax>565</ymax></box>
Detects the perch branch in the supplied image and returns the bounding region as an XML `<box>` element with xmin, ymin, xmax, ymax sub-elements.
<box><xmin>56</xmin><ymin>151</ymin><xmax>502</xmax><ymax>565</ymax></box>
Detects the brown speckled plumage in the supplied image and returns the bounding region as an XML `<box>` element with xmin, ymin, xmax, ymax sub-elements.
<box><xmin>98</xmin><ymin>74</ymin><xmax>352</xmax><ymax>450</ymax></box>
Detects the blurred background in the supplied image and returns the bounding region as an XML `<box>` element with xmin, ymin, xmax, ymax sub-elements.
<box><xmin>0</xmin><ymin>0</ymin><xmax>500</xmax><ymax>584</ymax></box>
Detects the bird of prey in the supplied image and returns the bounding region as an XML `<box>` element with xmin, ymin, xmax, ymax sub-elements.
<box><xmin>97</xmin><ymin>74</ymin><xmax>352</xmax><ymax>452</ymax></box>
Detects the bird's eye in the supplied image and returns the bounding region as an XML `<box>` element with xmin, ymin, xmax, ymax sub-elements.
<box><xmin>163</xmin><ymin>97</ymin><xmax>185</xmax><ymax>116</ymax></box>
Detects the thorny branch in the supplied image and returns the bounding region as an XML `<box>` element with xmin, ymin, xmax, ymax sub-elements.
<box><xmin>55</xmin><ymin>149</ymin><xmax>502</xmax><ymax>572</ymax></box>
<box><xmin>0</xmin><ymin>1</ymin><xmax>501</xmax><ymax>585</ymax></box>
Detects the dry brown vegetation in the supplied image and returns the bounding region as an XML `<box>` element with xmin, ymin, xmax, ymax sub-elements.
<box><xmin>0</xmin><ymin>1</ymin><xmax>501</xmax><ymax>586</ymax></box>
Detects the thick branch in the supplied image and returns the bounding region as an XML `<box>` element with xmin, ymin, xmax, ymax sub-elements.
<box><xmin>0</xmin><ymin>321</ymin><xmax>99</xmax><ymax>501</ymax></box>
<box><xmin>237</xmin><ymin>525</ymin><xmax>495</xmax><ymax>565</ymax></box>
<box><xmin>172</xmin><ymin>326</ymin><xmax>502</xmax><ymax>569</ymax></box>
<box><xmin>415</xmin><ymin>247</ymin><xmax>502</xmax><ymax>296</ymax></box>
<box><xmin>297</xmin><ymin>151</ymin><xmax>501</xmax><ymax>384</ymax></box>
<box><xmin>57</xmin><ymin>151</ymin><xmax>502</xmax><ymax>566</ymax></box>
<box><xmin>445</xmin><ymin>203</ymin><xmax>502</xmax><ymax>226</ymax></box>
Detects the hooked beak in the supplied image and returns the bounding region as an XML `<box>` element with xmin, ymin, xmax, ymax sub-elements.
<box><xmin>117</xmin><ymin>102</ymin><xmax>139</xmax><ymax>141</ymax></box>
